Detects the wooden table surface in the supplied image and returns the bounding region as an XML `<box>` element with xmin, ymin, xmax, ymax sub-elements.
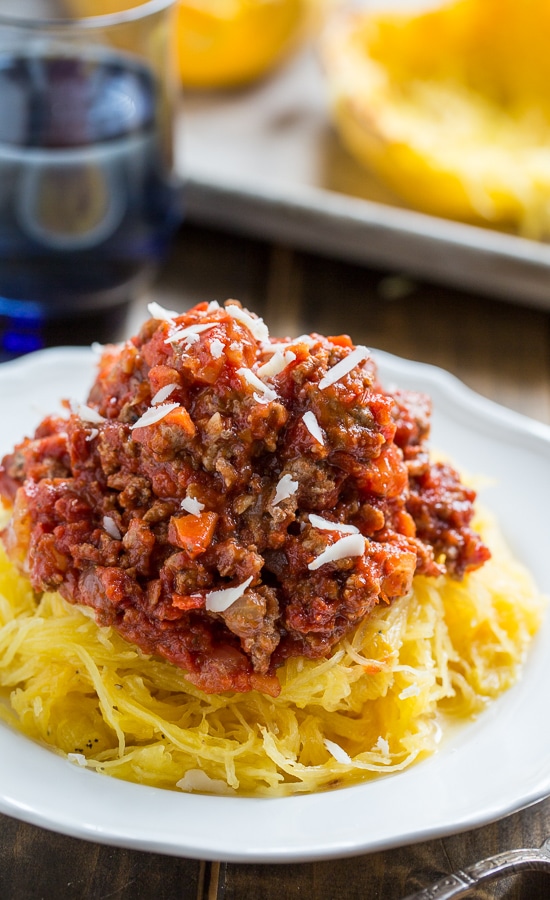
<box><xmin>1</xmin><ymin>222</ymin><xmax>550</xmax><ymax>899</ymax></box>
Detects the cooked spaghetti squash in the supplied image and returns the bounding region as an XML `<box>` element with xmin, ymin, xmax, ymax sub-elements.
<box><xmin>174</xmin><ymin>0</ymin><xmax>313</xmax><ymax>89</ymax></box>
<box><xmin>68</xmin><ymin>0</ymin><xmax>314</xmax><ymax>90</ymax></box>
<box><xmin>0</xmin><ymin>507</ymin><xmax>543</xmax><ymax>796</ymax></box>
<box><xmin>323</xmin><ymin>0</ymin><xmax>550</xmax><ymax>238</ymax></box>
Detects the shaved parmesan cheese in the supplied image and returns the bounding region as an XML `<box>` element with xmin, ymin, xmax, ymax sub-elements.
<box><xmin>399</xmin><ymin>683</ymin><xmax>421</xmax><ymax>700</ymax></box>
<box><xmin>180</xmin><ymin>495</ymin><xmax>205</xmax><ymax>516</ymax></box>
<box><xmin>318</xmin><ymin>345</ymin><xmax>370</xmax><ymax>390</ymax></box>
<box><xmin>103</xmin><ymin>516</ymin><xmax>122</xmax><ymax>540</ymax></box>
<box><xmin>302</xmin><ymin>411</ymin><xmax>324</xmax><ymax>445</ymax></box>
<box><xmin>323</xmin><ymin>738</ymin><xmax>352</xmax><ymax>765</ymax></box>
<box><xmin>257</xmin><ymin>349</ymin><xmax>296</xmax><ymax>379</ymax></box>
<box><xmin>308</xmin><ymin>533</ymin><xmax>365</xmax><ymax>571</ymax></box>
<box><xmin>164</xmin><ymin>323</ymin><xmax>217</xmax><ymax>345</ymax></box>
<box><xmin>261</xmin><ymin>335</ymin><xmax>316</xmax><ymax>354</ymax></box>
<box><xmin>176</xmin><ymin>769</ymin><xmax>235</xmax><ymax>795</ymax></box>
<box><xmin>252</xmin><ymin>393</ymin><xmax>268</xmax><ymax>405</ymax></box>
<box><xmin>260</xmin><ymin>341</ymin><xmax>291</xmax><ymax>354</ymax></box>
<box><xmin>309</xmin><ymin>514</ymin><xmax>359</xmax><ymax>535</ymax></box>
<box><xmin>73</xmin><ymin>403</ymin><xmax>105</xmax><ymax>424</ymax></box>
<box><xmin>237</xmin><ymin>367</ymin><xmax>278</xmax><ymax>403</ymax></box>
<box><xmin>273</xmin><ymin>473</ymin><xmax>299</xmax><ymax>505</ymax></box>
<box><xmin>67</xmin><ymin>753</ymin><xmax>88</xmax><ymax>767</ymax></box>
<box><xmin>85</xmin><ymin>428</ymin><xmax>99</xmax><ymax>442</ymax></box>
<box><xmin>210</xmin><ymin>338</ymin><xmax>225</xmax><ymax>359</ymax></box>
<box><xmin>206</xmin><ymin>300</ymin><xmax>220</xmax><ymax>312</ymax></box>
<box><xmin>147</xmin><ymin>301</ymin><xmax>180</xmax><ymax>323</ymax></box>
<box><xmin>130</xmin><ymin>402</ymin><xmax>180</xmax><ymax>429</ymax></box>
<box><xmin>151</xmin><ymin>383</ymin><xmax>178</xmax><ymax>405</ymax></box>
<box><xmin>205</xmin><ymin>576</ymin><xmax>253</xmax><ymax>613</ymax></box>
<box><xmin>375</xmin><ymin>736</ymin><xmax>390</xmax><ymax>756</ymax></box>
<box><xmin>226</xmin><ymin>304</ymin><xmax>269</xmax><ymax>342</ymax></box>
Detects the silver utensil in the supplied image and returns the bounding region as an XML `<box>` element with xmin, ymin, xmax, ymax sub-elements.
<box><xmin>402</xmin><ymin>836</ymin><xmax>550</xmax><ymax>899</ymax></box>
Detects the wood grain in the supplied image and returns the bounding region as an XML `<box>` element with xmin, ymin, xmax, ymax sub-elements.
<box><xmin>1</xmin><ymin>223</ymin><xmax>549</xmax><ymax>899</ymax></box>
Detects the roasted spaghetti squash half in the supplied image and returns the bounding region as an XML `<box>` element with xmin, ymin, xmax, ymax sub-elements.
<box><xmin>323</xmin><ymin>0</ymin><xmax>550</xmax><ymax>238</ymax></box>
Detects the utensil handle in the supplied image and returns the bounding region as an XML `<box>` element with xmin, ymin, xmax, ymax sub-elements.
<box><xmin>401</xmin><ymin>839</ymin><xmax>550</xmax><ymax>899</ymax></box>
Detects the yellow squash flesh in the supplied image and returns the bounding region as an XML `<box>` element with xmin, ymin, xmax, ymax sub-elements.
<box><xmin>323</xmin><ymin>0</ymin><xmax>550</xmax><ymax>237</ymax></box>
<box><xmin>69</xmin><ymin>0</ymin><xmax>313</xmax><ymax>89</ymax></box>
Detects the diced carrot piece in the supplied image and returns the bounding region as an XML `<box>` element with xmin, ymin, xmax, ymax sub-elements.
<box><xmin>148</xmin><ymin>365</ymin><xmax>180</xmax><ymax>395</ymax></box>
<box><xmin>249</xmin><ymin>672</ymin><xmax>281</xmax><ymax>697</ymax></box>
<box><xmin>164</xmin><ymin>406</ymin><xmax>196</xmax><ymax>437</ymax></box>
<box><xmin>169</xmin><ymin>511</ymin><xmax>218</xmax><ymax>557</ymax></box>
<box><xmin>172</xmin><ymin>592</ymin><xmax>205</xmax><ymax>611</ymax></box>
<box><xmin>195</xmin><ymin>354</ymin><xmax>225</xmax><ymax>385</ymax></box>
<box><xmin>327</xmin><ymin>334</ymin><xmax>353</xmax><ymax>348</ymax></box>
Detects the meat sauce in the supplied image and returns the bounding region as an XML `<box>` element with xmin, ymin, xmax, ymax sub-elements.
<box><xmin>0</xmin><ymin>301</ymin><xmax>490</xmax><ymax>696</ymax></box>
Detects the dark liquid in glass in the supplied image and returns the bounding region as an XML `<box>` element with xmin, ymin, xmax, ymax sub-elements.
<box><xmin>0</xmin><ymin>51</ymin><xmax>181</xmax><ymax>358</ymax></box>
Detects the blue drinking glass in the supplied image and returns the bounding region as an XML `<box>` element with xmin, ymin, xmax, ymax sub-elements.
<box><xmin>0</xmin><ymin>0</ymin><xmax>182</xmax><ymax>358</ymax></box>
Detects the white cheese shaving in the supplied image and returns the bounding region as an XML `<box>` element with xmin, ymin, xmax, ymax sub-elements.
<box><xmin>308</xmin><ymin>514</ymin><xmax>359</xmax><ymax>535</ymax></box>
<box><xmin>237</xmin><ymin>367</ymin><xmax>278</xmax><ymax>403</ymax></box>
<box><xmin>130</xmin><ymin>402</ymin><xmax>180</xmax><ymax>429</ymax></box>
<box><xmin>85</xmin><ymin>428</ymin><xmax>99</xmax><ymax>442</ymax></box>
<box><xmin>308</xmin><ymin>533</ymin><xmax>366</xmax><ymax>571</ymax></box>
<box><xmin>318</xmin><ymin>345</ymin><xmax>370</xmax><ymax>390</ymax></box>
<box><xmin>260</xmin><ymin>342</ymin><xmax>291</xmax><ymax>354</ymax></box>
<box><xmin>67</xmin><ymin>753</ymin><xmax>88</xmax><ymax>767</ymax></box>
<box><xmin>273</xmin><ymin>473</ymin><xmax>299</xmax><ymax>505</ymax></box>
<box><xmin>176</xmin><ymin>769</ymin><xmax>236</xmax><ymax>795</ymax></box>
<box><xmin>147</xmin><ymin>301</ymin><xmax>180</xmax><ymax>323</ymax></box>
<box><xmin>164</xmin><ymin>323</ymin><xmax>217</xmax><ymax>345</ymax></box>
<box><xmin>73</xmin><ymin>403</ymin><xmax>105</xmax><ymax>424</ymax></box>
<box><xmin>206</xmin><ymin>300</ymin><xmax>220</xmax><ymax>313</ymax></box>
<box><xmin>210</xmin><ymin>338</ymin><xmax>225</xmax><ymax>359</ymax></box>
<box><xmin>323</xmin><ymin>738</ymin><xmax>352</xmax><ymax>765</ymax></box>
<box><xmin>399</xmin><ymin>683</ymin><xmax>421</xmax><ymax>700</ymax></box>
<box><xmin>226</xmin><ymin>305</ymin><xmax>269</xmax><ymax>342</ymax></box>
<box><xmin>375</xmin><ymin>736</ymin><xmax>390</xmax><ymax>756</ymax></box>
<box><xmin>151</xmin><ymin>383</ymin><xmax>178</xmax><ymax>405</ymax></box>
<box><xmin>257</xmin><ymin>349</ymin><xmax>296</xmax><ymax>379</ymax></box>
<box><xmin>261</xmin><ymin>335</ymin><xmax>316</xmax><ymax>355</ymax></box>
<box><xmin>205</xmin><ymin>576</ymin><xmax>253</xmax><ymax>613</ymax></box>
<box><xmin>180</xmin><ymin>495</ymin><xmax>205</xmax><ymax>516</ymax></box>
<box><xmin>302</xmin><ymin>411</ymin><xmax>324</xmax><ymax>445</ymax></box>
<box><xmin>103</xmin><ymin>516</ymin><xmax>122</xmax><ymax>540</ymax></box>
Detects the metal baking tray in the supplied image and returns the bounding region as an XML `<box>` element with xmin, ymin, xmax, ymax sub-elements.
<box><xmin>175</xmin><ymin>47</ymin><xmax>550</xmax><ymax>310</ymax></box>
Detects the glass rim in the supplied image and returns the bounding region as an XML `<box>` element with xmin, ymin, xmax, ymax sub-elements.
<box><xmin>0</xmin><ymin>0</ymin><xmax>177</xmax><ymax>30</ymax></box>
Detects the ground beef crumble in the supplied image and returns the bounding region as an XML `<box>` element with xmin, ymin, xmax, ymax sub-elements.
<box><xmin>0</xmin><ymin>301</ymin><xmax>490</xmax><ymax>696</ymax></box>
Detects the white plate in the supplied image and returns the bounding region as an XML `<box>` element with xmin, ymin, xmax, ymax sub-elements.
<box><xmin>0</xmin><ymin>347</ymin><xmax>549</xmax><ymax>862</ymax></box>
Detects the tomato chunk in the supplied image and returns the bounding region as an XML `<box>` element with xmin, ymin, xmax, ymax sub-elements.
<box><xmin>168</xmin><ymin>511</ymin><xmax>218</xmax><ymax>557</ymax></box>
